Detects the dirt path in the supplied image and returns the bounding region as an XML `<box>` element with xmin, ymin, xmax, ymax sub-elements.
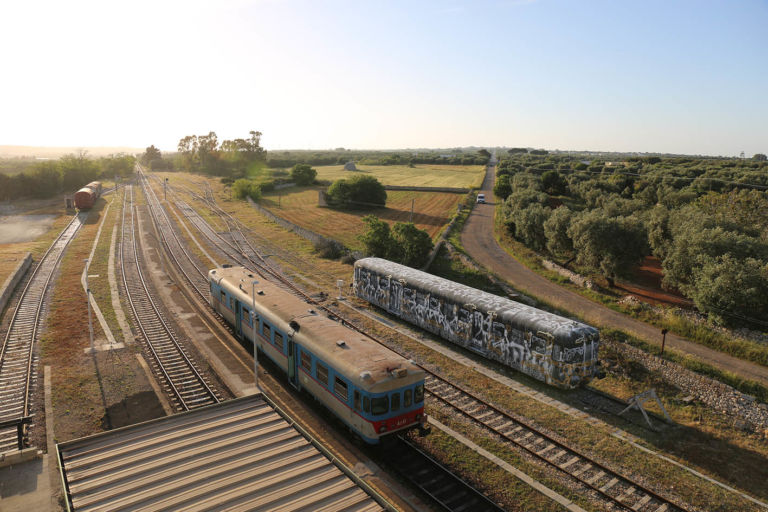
<box><xmin>460</xmin><ymin>164</ymin><xmax>768</xmax><ymax>388</ymax></box>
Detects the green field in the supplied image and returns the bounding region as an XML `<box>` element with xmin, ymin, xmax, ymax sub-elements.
<box><xmin>311</xmin><ymin>164</ymin><xmax>484</xmax><ymax>188</ymax></box>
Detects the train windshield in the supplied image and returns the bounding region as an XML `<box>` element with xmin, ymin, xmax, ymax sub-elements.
<box><xmin>372</xmin><ymin>396</ymin><xmax>388</xmax><ymax>415</ymax></box>
<box><xmin>415</xmin><ymin>384</ymin><xmax>424</xmax><ymax>403</ymax></box>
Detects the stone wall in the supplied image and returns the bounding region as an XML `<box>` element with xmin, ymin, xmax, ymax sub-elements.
<box><xmin>542</xmin><ymin>259</ymin><xmax>594</xmax><ymax>289</ymax></box>
<box><xmin>383</xmin><ymin>185</ymin><xmax>470</xmax><ymax>193</ymax></box>
<box><xmin>0</xmin><ymin>253</ymin><xmax>33</xmax><ymax>315</ymax></box>
<box><xmin>605</xmin><ymin>338</ymin><xmax>768</xmax><ymax>434</ymax></box>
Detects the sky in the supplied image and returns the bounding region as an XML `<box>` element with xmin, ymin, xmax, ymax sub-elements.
<box><xmin>1</xmin><ymin>0</ymin><xmax>766</xmax><ymax>156</ymax></box>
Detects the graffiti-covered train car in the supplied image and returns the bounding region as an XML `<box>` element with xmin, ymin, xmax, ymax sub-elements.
<box><xmin>353</xmin><ymin>257</ymin><xmax>601</xmax><ymax>389</ymax></box>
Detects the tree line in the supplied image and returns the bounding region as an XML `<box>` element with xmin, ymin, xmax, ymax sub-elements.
<box><xmin>0</xmin><ymin>153</ymin><xmax>135</xmax><ymax>201</ymax></box>
<box><xmin>495</xmin><ymin>153</ymin><xmax>768</xmax><ymax>326</ymax></box>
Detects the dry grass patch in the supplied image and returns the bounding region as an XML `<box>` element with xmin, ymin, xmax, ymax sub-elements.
<box><xmin>312</xmin><ymin>164</ymin><xmax>485</xmax><ymax>188</ymax></box>
<box><xmin>260</xmin><ymin>187</ymin><xmax>461</xmax><ymax>249</ymax></box>
<box><xmin>42</xmin><ymin>203</ymin><xmax>112</xmax><ymax>441</ymax></box>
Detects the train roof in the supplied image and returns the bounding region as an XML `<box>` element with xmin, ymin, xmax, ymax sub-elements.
<box><xmin>210</xmin><ymin>266</ymin><xmax>423</xmax><ymax>392</ymax></box>
<box><xmin>355</xmin><ymin>257</ymin><xmax>598</xmax><ymax>346</ymax></box>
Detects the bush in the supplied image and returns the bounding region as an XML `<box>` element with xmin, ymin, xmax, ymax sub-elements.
<box><xmin>358</xmin><ymin>215</ymin><xmax>433</xmax><ymax>267</ymax></box>
<box><xmin>313</xmin><ymin>238</ymin><xmax>344</xmax><ymax>259</ymax></box>
<box><xmin>291</xmin><ymin>163</ymin><xmax>317</xmax><ymax>186</ymax></box>
<box><xmin>232</xmin><ymin>179</ymin><xmax>262</xmax><ymax>201</ymax></box>
<box><xmin>326</xmin><ymin>175</ymin><xmax>386</xmax><ymax>209</ymax></box>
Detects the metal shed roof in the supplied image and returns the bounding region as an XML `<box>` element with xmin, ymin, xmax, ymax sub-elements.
<box><xmin>57</xmin><ymin>394</ymin><xmax>388</xmax><ymax>512</ymax></box>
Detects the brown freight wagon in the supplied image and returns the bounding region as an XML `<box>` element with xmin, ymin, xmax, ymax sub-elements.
<box><xmin>74</xmin><ymin>181</ymin><xmax>102</xmax><ymax>210</ymax></box>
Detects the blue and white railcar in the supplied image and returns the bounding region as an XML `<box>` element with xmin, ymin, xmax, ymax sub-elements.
<box><xmin>209</xmin><ymin>266</ymin><xmax>428</xmax><ymax>444</ymax></box>
<box><xmin>353</xmin><ymin>258</ymin><xmax>601</xmax><ymax>389</ymax></box>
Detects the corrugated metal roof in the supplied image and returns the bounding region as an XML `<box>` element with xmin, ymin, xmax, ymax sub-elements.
<box><xmin>58</xmin><ymin>395</ymin><xmax>387</xmax><ymax>512</ymax></box>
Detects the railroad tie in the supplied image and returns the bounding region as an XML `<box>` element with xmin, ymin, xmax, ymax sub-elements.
<box><xmin>571</xmin><ymin>462</ymin><xmax>592</xmax><ymax>477</ymax></box>
<box><xmin>631</xmin><ymin>494</ymin><xmax>652</xmax><ymax>511</ymax></box>
<box><xmin>585</xmin><ymin>470</ymin><xmax>605</xmax><ymax>485</ymax></box>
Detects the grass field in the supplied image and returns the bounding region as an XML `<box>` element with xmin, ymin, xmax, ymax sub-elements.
<box><xmin>311</xmin><ymin>164</ymin><xmax>484</xmax><ymax>188</ymax></box>
<box><xmin>260</xmin><ymin>187</ymin><xmax>463</xmax><ymax>250</ymax></box>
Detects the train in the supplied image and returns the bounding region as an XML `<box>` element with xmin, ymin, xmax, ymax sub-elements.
<box><xmin>73</xmin><ymin>181</ymin><xmax>102</xmax><ymax>210</ymax></box>
<box><xmin>353</xmin><ymin>257</ymin><xmax>602</xmax><ymax>389</ymax></box>
<box><xmin>209</xmin><ymin>265</ymin><xmax>428</xmax><ymax>444</ymax></box>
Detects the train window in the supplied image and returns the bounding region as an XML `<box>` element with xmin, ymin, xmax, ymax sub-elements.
<box><xmin>363</xmin><ymin>396</ymin><xmax>370</xmax><ymax>413</ymax></box>
<box><xmin>229</xmin><ymin>297</ymin><xmax>233</xmax><ymax>310</ymax></box>
<box><xmin>492</xmin><ymin>322</ymin><xmax>506</xmax><ymax>340</ymax></box>
<box><xmin>220</xmin><ymin>291</ymin><xmax>226</xmax><ymax>304</ymax></box>
<box><xmin>415</xmin><ymin>292</ymin><xmax>426</xmax><ymax>306</ymax></box>
<box><xmin>458</xmin><ymin>308</ymin><xmax>470</xmax><ymax>323</ymax></box>
<box><xmin>263</xmin><ymin>323</ymin><xmax>271</xmax><ymax>339</ymax></box>
<box><xmin>243</xmin><ymin>310</ymin><xmax>251</xmax><ymax>326</ymax></box>
<box><xmin>404</xmin><ymin>389</ymin><xmax>412</xmax><ymax>407</ymax></box>
<box><xmin>316</xmin><ymin>362</ymin><xmax>329</xmax><ymax>385</ymax></box>
<box><xmin>414</xmin><ymin>384</ymin><xmax>424</xmax><ymax>403</ymax></box>
<box><xmin>429</xmin><ymin>297</ymin><xmax>439</xmax><ymax>309</ymax></box>
<box><xmin>391</xmin><ymin>392</ymin><xmax>400</xmax><ymax>412</ymax></box>
<box><xmin>334</xmin><ymin>377</ymin><xmax>348</xmax><ymax>401</ymax></box>
<box><xmin>371</xmin><ymin>396</ymin><xmax>388</xmax><ymax>415</ymax></box>
<box><xmin>274</xmin><ymin>332</ymin><xmax>284</xmax><ymax>350</ymax></box>
<box><xmin>354</xmin><ymin>390</ymin><xmax>361</xmax><ymax>411</ymax></box>
<box><xmin>403</xmin><ymin>288</ymin><xmax>414</xmax><ymax>300</ymax></box>
<box><xmin>300</xmin><ymin>351</ymin><xmax>311</xmax><ymax>372</ymax></box>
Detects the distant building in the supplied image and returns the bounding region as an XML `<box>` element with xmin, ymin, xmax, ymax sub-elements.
<box><xmin>343</xmin><ymin>161</ymin><xmax>357</xmax><ymax>171</ymax></box>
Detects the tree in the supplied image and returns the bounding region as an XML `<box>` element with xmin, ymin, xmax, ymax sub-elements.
<box><xmin>477</xmin><ymin>149</ymin><xmax>491</xmax><ymax>158</ymax></box>
<box><xmin>507</xmin><ymin>148</ymin><xmax>527</xmax><ymax>154</ymax></box>
<box><xmin>686</xmin><ymin>255</ymin><xmax>768</xmax><ymax>325</ymax></box>
<box><xmin>568</xmin><ymin>210</ymin><xmax>648</xmax><ymax>285</ymax></box>
<box><xmin>543</xmin><ymin>206</ymin><xmax>573</xmax><ymax>257</ymax></box>
<box><xmin>59</xmin><ymin>151</ymin><xmax>99</xmax><ymax>191</ymax></box>
<box><xmin>662</xmin><ymin>224</ymin><xmax>768</xmax><ymax>294</ymax></box>
<box><xmin>513</xmin><ymin>204</ymin><xmax>550</xmax><ymax>252</ymax></box>
<box><xmin>493</xmin><ymin>175</ymin><xmax>512</xmax><ymax>200</ymax></box>
<box><xmin>541</xmin><ymin>170</ymin><xmax>567</xmax><ymax>196</ymax></box>
<box><xmin>290</xmin><ymin>163</ymin><xmax>317</xmax><ymax>186</ymax></box>
<box><xmin>326</xmin><ymin>175</ymin><xmax>386</xmax><ymax>209</ymax></box>
<box><xmin>31</xmin><ymin>161</ymin><xmax>61</xmax><ymax>198</ymax></box>
<box><xmin>753</xmin><ymin>153</ymin><xmax>767</xmax><ymax>161</ymax></box>
<box><xmin>646</xmin><ymin>205</ymin><xmax>672</xmax><ymax>259</ymax></box>
<box><xmin>391</xmin><ymin>222</ymin><xmax>433</xmax><ymax>267</ymax></box>
<box><xmin>359</xmin><ymin>215</ymin><xmax>392</xmax><ymax>258</ymax></box>
<box><xmin>141</xmin><ymin>145</ymin><xmax>162</xmax><ymax>165</ymax></box>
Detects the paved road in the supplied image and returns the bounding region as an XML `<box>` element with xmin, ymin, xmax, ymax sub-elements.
<box><xmin>461</xmin><ymin>164</ymin><xmax>768</xmax><ymax>387</ymax></box>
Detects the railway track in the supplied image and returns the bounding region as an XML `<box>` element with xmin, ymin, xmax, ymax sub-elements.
<box><xmin>425</xmin><ymin>373</ymin><xmax>685</xmax><ymax>512</ymax></box>
<box><xmin>381</xmin><ymin>436</ymin><xmax>505</xmax><ymax>512</ymax></box>
<box><xmin>119</xmin><ymin>185</ymin><xmax>219</xmax><ymax>411</ymax></box>
<box><xmin>146</xmin><ymin>175</ymin><xmax>694</xmax><ymax>511</ymax></box>
<box><xmin>0</xmin><ymin>214</ymin><xmax>84</xmax><ymax>452</ymax></box>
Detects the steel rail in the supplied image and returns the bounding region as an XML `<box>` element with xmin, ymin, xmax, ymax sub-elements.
<box><xmin>119</xmin><ymin>185</ymin><xmax>218</xmax><ymax>411</ymax></box>
<box><xmin>0</xmin><ymin>214</ymin><xmax>82</xmax><ymax>450</ymax></box>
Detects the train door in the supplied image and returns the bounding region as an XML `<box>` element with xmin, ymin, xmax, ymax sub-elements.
<box><xmin>388</xmin><ymin>280</ymin><xmax>402</xmax><ymax>315</ymax></box>
<box><xmin>235</xmin><ymin>301</ymin><xmax>243</xmax><ymax>339</ymax></box>
<box><xmin>287</xmin><ymin>338</ymin><xmax>298</xmax><ymax>389</ymax></box>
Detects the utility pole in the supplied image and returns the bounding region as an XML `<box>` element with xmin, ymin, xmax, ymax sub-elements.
<box><xmin>164</xmin><ymin>178</ymin><xmax>168</xmax><ymax>201</ymax></box>
<box><xmin>660</xmin><ymin>328</ymin><xmax>668</xmax><ymax>355</ymax></box>
<box><xmin>410</xmin><ymin>198</ymin><xmax>414</xmax><ymax>223</ymax></box>
<box><xmin>252</xmin><ymin>280</ymin><xmax>259</xmax><ymax>390</ymax></box>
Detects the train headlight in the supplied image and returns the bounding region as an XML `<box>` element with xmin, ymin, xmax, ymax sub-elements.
<box><xmin>379</xmin><ymin>425</ymin><xmax>387</xmax><ymax>433</ymax></box>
